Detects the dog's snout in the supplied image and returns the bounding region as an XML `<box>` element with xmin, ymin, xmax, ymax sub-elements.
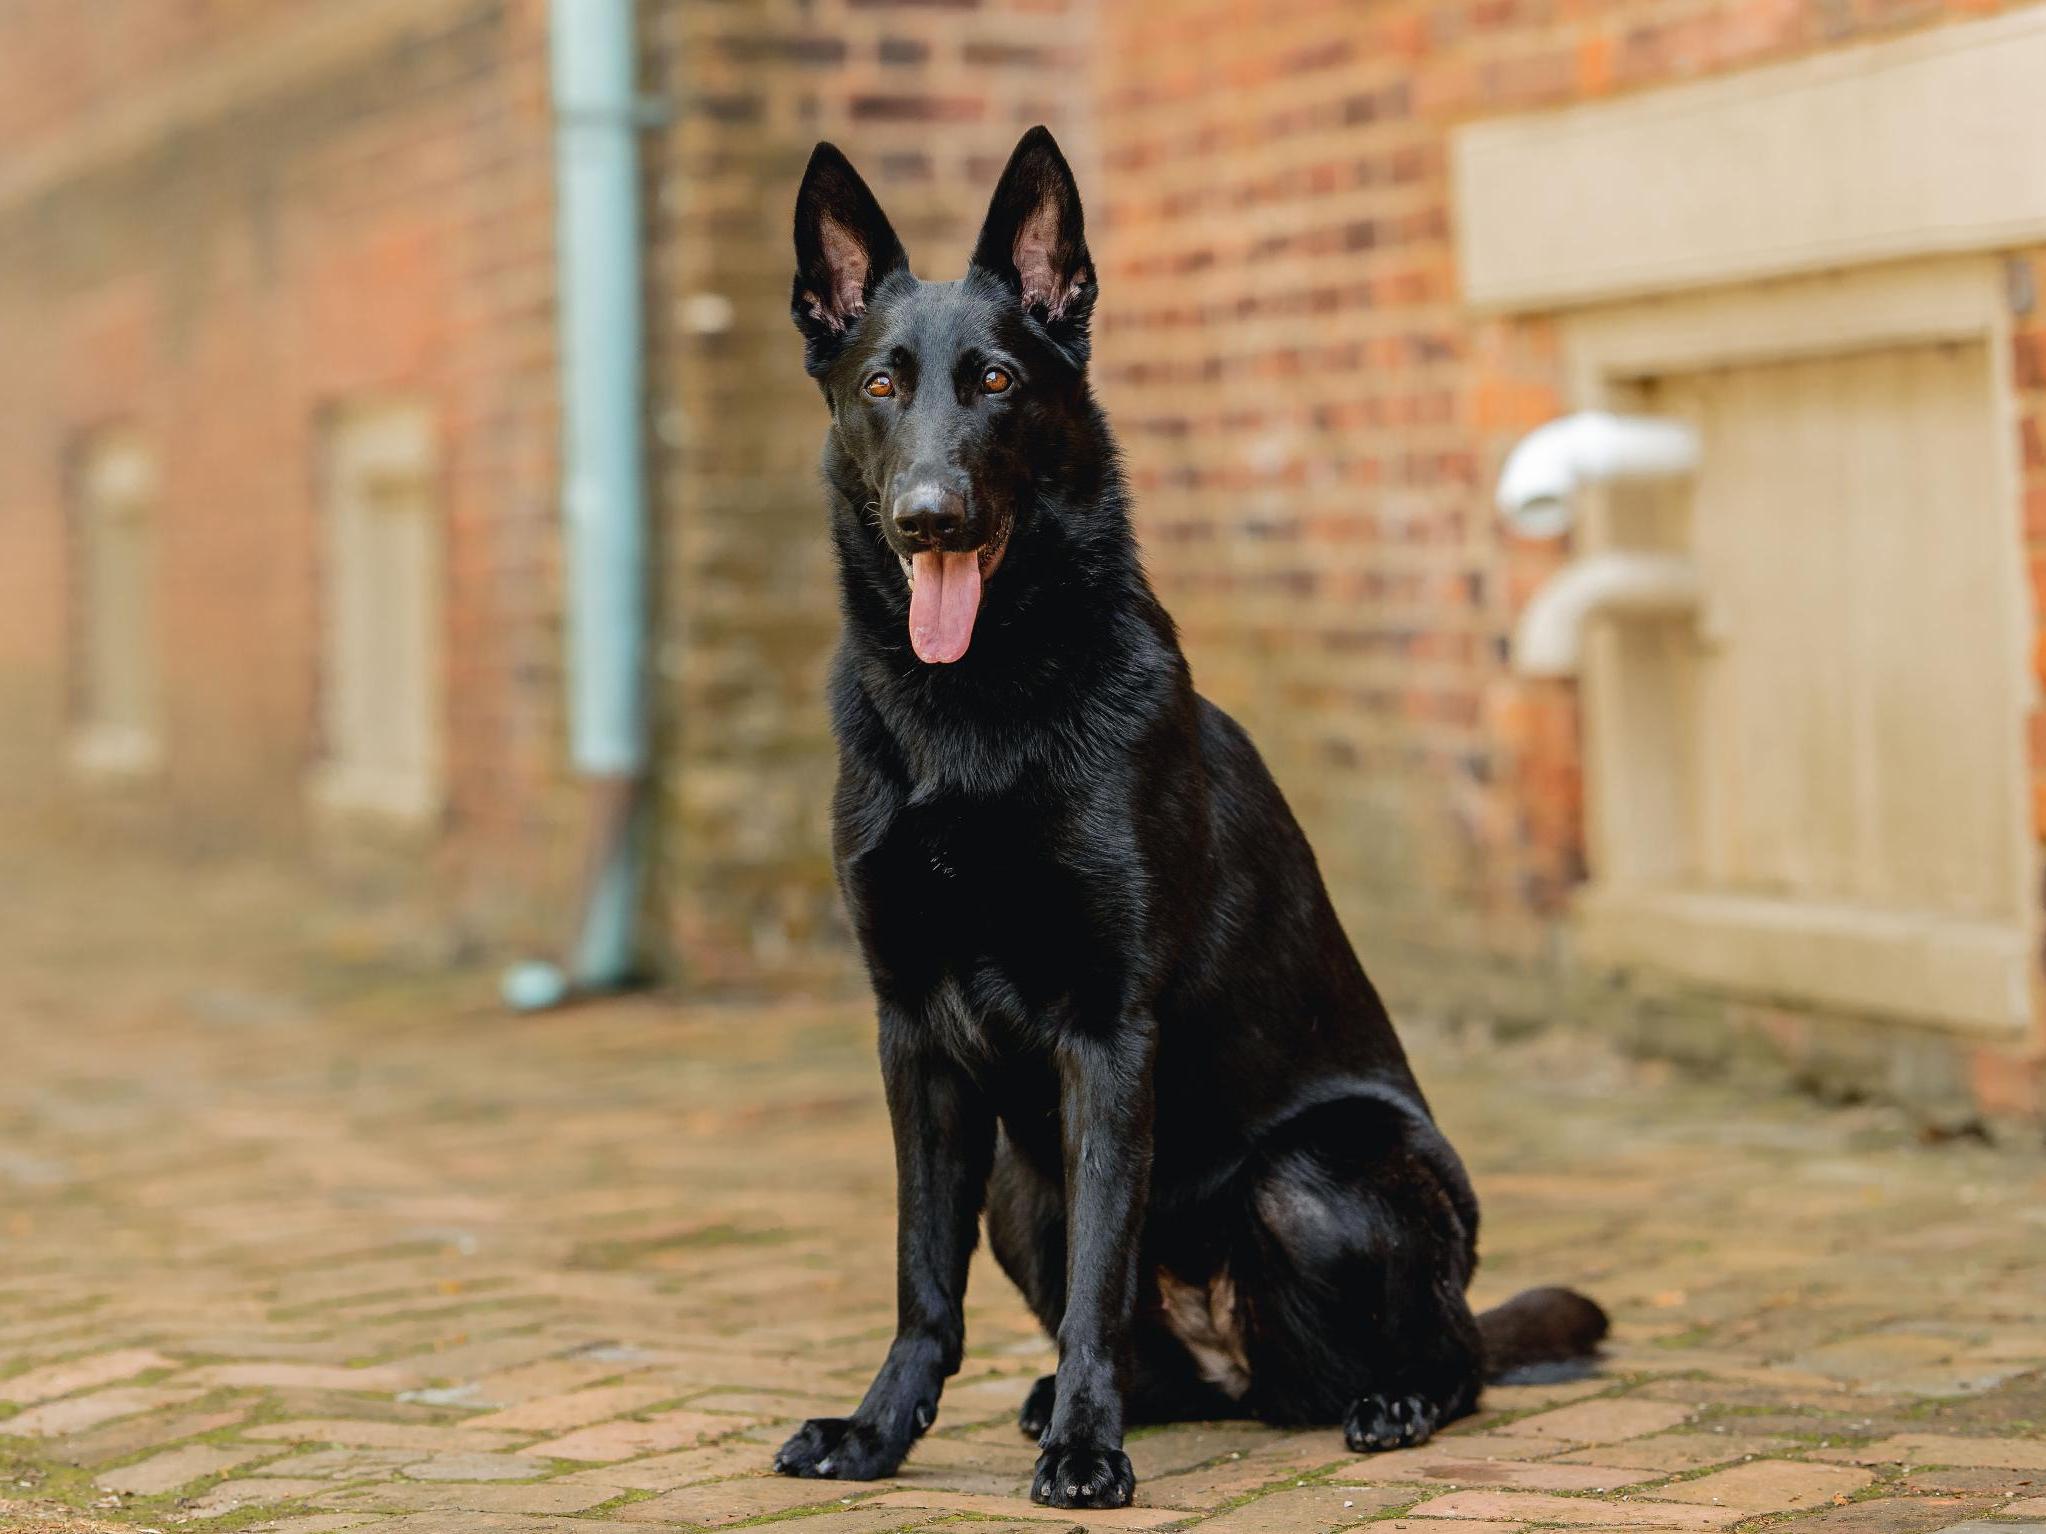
<box><xmin>890</xmin><ymin>483</ymin><xmax>967</xmax><ymax>549</ymax></box>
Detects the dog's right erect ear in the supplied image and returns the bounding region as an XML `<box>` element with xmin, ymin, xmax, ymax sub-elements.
<box><xmin>970</xmin><ymin>126</ymin><xmax>1095</xmax><ymax>362</ymax></box>
<box><xmin>792</xmin><ymin>143</ymin><xmax>907</xmax><ymax>374</ymax></box>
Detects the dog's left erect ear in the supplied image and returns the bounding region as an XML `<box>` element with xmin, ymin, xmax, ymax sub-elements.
<box><xmin>970</xmin><ymin>127</ymin><xmax>1095</xmax><ymax>361</ymax></box>
<box><xmin>792</xmin><ymin>143</ymin><xmax>908</xmax><ymax>375</ymax></box>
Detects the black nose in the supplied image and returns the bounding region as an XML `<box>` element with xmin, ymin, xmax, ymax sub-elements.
<box><xmin>891</xmin><ymin>485</ymin><xmax>966</xmax><ymax>549</ymax></box>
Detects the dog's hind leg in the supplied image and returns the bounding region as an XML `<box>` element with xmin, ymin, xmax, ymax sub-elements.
<box><xmin>1228</xmin><ymin>1094</ymin><xmax>1486</xmax><ymax>1451</ymax></box>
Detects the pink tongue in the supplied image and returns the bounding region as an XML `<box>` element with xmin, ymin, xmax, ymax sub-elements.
<box><xmin>908</xmin><ymin>550</ymin><xmax>983</xmax><ymax>664</ymax></box>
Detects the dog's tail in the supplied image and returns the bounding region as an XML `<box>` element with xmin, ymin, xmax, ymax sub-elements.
<box><xmin>1477</xmin><ymin>1286</ymin><xmax>1609</xmax><ymax>1383</ymax></box>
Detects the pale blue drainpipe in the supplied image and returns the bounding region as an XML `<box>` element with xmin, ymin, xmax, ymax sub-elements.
<box><xmin>503</xmin><ymin>0</ymin><xmax>651</xmax><ymax>1011</ymax></box>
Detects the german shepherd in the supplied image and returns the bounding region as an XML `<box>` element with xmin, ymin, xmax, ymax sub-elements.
<box><xmin>773</xmin><ymin>126</ymin><xmax>1606</xmax><ymax>1511</ymax></box>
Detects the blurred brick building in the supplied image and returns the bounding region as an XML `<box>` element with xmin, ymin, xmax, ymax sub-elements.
<box><xmin>3</xmin><ymin>0</ymin><xmax>2043</xmax><ymax>1125</ymax></box>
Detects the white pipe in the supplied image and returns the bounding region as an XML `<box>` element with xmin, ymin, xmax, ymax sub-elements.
<box><xmin>1513</xmin><ymin>552</ymin><xmax>1702</xmax><ymax>678</ymax></box>
<box><xmin>1497</xmin><ymin>411</ymin><xmax>1700</xmax><ymax>537</ymax></box>
<box><xmin>503</xmin><ymin>0</ymin><xmax>650</xmax><ymax>1012</ymax></box>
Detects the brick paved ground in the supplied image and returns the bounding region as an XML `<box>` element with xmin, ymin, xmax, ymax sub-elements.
<box><xmin>5</xmin><ymin>840</ymin><xmax>2046</xmax><ymax>1534</ymax></box>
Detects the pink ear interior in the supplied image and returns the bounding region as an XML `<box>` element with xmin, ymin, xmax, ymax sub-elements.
<box><xmin>808</xmin><ymin>214</ymin><xmax>871</xmax><ymax>330</ymax></box>
<box><xmin>1014</xmin><ymin>198</ymin><xmax>1080</xmax><ymax>318</ymax></box>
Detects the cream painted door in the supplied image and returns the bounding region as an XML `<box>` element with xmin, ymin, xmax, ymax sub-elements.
<box><xmin>1652</xmin><ymin>342</ymin><xmax>2019</xmax><ymax>925</ymax></box>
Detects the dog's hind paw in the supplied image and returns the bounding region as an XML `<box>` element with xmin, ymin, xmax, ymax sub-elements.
<box><xmin>1017</xmin><ymin>1374</ymin><xmax>1056</xmax><ymax>1439</ymax></box>
<box><xmin>773</xmin><ymin>1417</ymin><xmax>903</xmax><ymax>1480</ymax></box>
<box><xmin>1343</xmin><ymin>1393</ymin><xmax>1439</xmax><ymax>1453</ymax></box>
<box><xmin>1031</xmin><ymin>1442</ymin><xmax>1135</xmax><ymax>1508</ymax></box>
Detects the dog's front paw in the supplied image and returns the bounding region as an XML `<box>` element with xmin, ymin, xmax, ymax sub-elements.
<box><xmin>773</xmin><ymin>1417</ymin><xmax>903</xmax><ymax>1480</ymax></box>
<box><xmin>1031</xmin><ymin>1442</ymin><xmax>1135</xmax><ymax>1508</ymax></box>
<box><xmin>1343</xmin><ymin>1392</ymin><xmax>1440</xmax><ymax>1452</ymax></box>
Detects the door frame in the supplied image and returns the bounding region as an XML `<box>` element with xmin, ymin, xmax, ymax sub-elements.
<box><xmin>1559</xmin><ymin>257</ymin><xmax>2037</xmax><ymax>1035</ymax></box>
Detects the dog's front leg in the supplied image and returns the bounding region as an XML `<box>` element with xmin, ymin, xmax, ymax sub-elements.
<box><xmin>775</xmin><ymin>1017</ymin><xmax>993</xmax><ymax>1482</ymax></box>
<box><xmin>1031</xmin><ymin>1024</ymin><xmax>1155</xmax><ymax>1510</ymax></box>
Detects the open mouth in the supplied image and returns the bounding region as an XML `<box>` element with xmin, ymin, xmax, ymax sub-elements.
<box><xmin>899</xmin><ymin>525</ymin><xmax>1010</xmax><ymax>665</ymax></box>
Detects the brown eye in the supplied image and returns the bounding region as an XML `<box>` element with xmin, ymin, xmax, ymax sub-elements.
<box><xmin>864</xmin><ymin>373</ymin><xmax>894</xmax><ymax>398</ymax></box>
<box><xmin>981</xmin><ymin>366</ymin><xmax>1012</xmax><ymax>395</ymax></box>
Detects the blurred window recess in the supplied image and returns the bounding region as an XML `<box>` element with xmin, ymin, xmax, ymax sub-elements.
<box><xmin>71</xmin><ymin>433</ymin><xmax>161</xmax><ymax>779</ymax></box>
<box><xmin>311</xmin><ymin>404</ymin><xmax>444</xmax><ymax>827</ymax></box>
<box><xmin>1562</xmin><ymin>265</ymin><xmax>2032</xmax><ymax>1035</ymax></box>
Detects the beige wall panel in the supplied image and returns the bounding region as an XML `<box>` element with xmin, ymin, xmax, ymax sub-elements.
<box><xmin>1455</xmin><ymin>8</ymin><xmax>2046</xmax><ymax>309</ymax></box>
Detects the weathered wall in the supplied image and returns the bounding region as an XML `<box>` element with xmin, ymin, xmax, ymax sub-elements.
<box><xmin>5</xmin><ymin>0</ymin><xmax>2044</xmax><ymax>1123</ymax></box>
<box><xmin>0</xmin><ymin>0</ymin><xmax>576</xmax><ymax>936</ymax></box>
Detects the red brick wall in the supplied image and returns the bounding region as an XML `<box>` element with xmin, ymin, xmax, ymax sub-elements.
<box><xmin>1087</xmin><ymin>0</ymin><xmax>2046</xmax><ymax>1058</ymax></box>
<box><xmin>0</xmin><ymin>0</ymin><xmax>576</xmax><ymax>935</ymax></box>
<box><xmin>0</xmin><ymin>0</ymin><xmax>316</xmax><ymax>147</ymax></box>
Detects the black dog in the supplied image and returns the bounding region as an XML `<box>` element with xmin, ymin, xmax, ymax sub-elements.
<box><xmin>772</xmin><ymin>127</ymin><xmax>1606</xmax><ymax>1511</ymax></box>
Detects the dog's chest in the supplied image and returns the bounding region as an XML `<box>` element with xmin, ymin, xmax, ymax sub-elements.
<box><xmin>847</xmin><ymin>795</ymin><xmax>1112</xmax><ymax>1025</ymax></box>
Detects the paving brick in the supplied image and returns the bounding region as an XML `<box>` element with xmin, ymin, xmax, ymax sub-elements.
<box><xmin>180</xmin><ymin>1362</ymin><xmax>419</xmax><ymax>1392</ymax></box>
<box><xmin>906</xmin><ymin>1436</ymin><xmax>1039</xmax><ymax>1476</ymax></box>
<box><xmin>1550</xmin><ymin>1434</ymin><xmax>1802</xmax><ymax>1472</ymax></box>
<box><xmin>247</xmin><ymin>1421</ymin><xmax>526</xmax><ymax>1452</ymax></box>
<box><xmin>1495</xmin><ymin>1397</ymin><xmax>1694</xmax><ymax>1446</ymax></box>
<box><xmin>1181</xmin><ymin>1484</ymin><xmax>1410</xmax><ymax>1531</ymax></box>
<box><xmin>245</xmin><ymin>1448</ymin><xmax>420</xmax><ymax>1479</ymax></box>
<box><xmin>319</xmin><ymin>1518</ymin><xmax>634</xmax><ymax>1534</ymax></box>
<box><xmin>699</xmin><ymin>1513</ymin><xmax>933</xmax><ymax>1534</ymax></box>
<box><xmin>890</xmin><ymin>1460</ymin><xmax>1032</xmax><ymax>1498</ymax></box>
<box><xmin>554</xmin><ymin>1440</ymin><xmax>769</xmax><ymax>1491</ymax></box>
<box><xmin>1137</xmin><ymin>1428</ymin><xmax>1361</xmax><ymax>1503</ymax></box>
<box><xmin>1123</xmin><ymin>1424</ymin><xmax>1298</xmax><ymax>1481</ymax></box>
<box><xmin>423</xmin><ymin>1359</ymin><xmax>627</xmax><ymax>1409</ymax></box>
<box><xmin>47</xmin><ymin>1406</ymin><xmax>250</xmax><ymax>1466</ymax></box>
<box><xmin>1642</xmin><ymin>1458</ymin><xmax>1874</xmax><ymax>1512</ymax></box>
<box><xmin>1811</xmin><ymin>1434</ymin><xmax>2046</xmax><ymax>1471</ymax></box>
<box><xmin>4</xmin><ymin>1387</ymin><xmax>203</xmax><ymax>1438</ymax></box>
<box><xmin>93</xmin><ymin>1442</ymin><xmax>274</xmax><ymax>1496</ymax></box>
<box><xmin>398</xmin><ymin>1452</ymin><xmax>550</xmax><ymax>1482</ymax></box>
<box><xmin>1339</xmin><ymin>1454</ymin><xmax>1651</xmax><ymax>1492</ymax></box>
<box><xmin>867</xmin><ymin>1487</ymin><xmax>1188</xmax><ymax>1526</ymax></box>
<box><xmin>174</xmin><ymin>1478</ymin><xmax>338</xmax><ymax>1520</ymax></box>
<box><xmin>605</xmin><ymin>1476</ymin><xmax>876</xmax><ymax>1525</ymax></box>
<box><xmin>315</xmin><ymin>1481</ymin><xmax>620</xmax><ymax>1515</ymax></box>
<box><xmin>516</xmin><ymin>1408</ymin><xmax>756</xmax><ymax>1462</ymax></box>
<box><xmin>1766</xmin><ymin>1496</ymin><xmax>1999</xmax><ymax>1532</ymax></box>
<box><xmin>1900</xmin><ymin>1466</ymin><xmax>2043</xmax><ymax>1495</ymax></box>
<box><xmin>0</xmin><ymin>1351</ymin><xmax>177</xmax><ymax>1406</ymax></box>
<box><xmin>458</xmin><ymin>1383</ymin><xmax>678</xmax><ymax>1434</ymax></box>
<box><xmin>1399</xmin><ymin>1488</ymin><xmax>1746</xmax><ymax>1525</ymax></box>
